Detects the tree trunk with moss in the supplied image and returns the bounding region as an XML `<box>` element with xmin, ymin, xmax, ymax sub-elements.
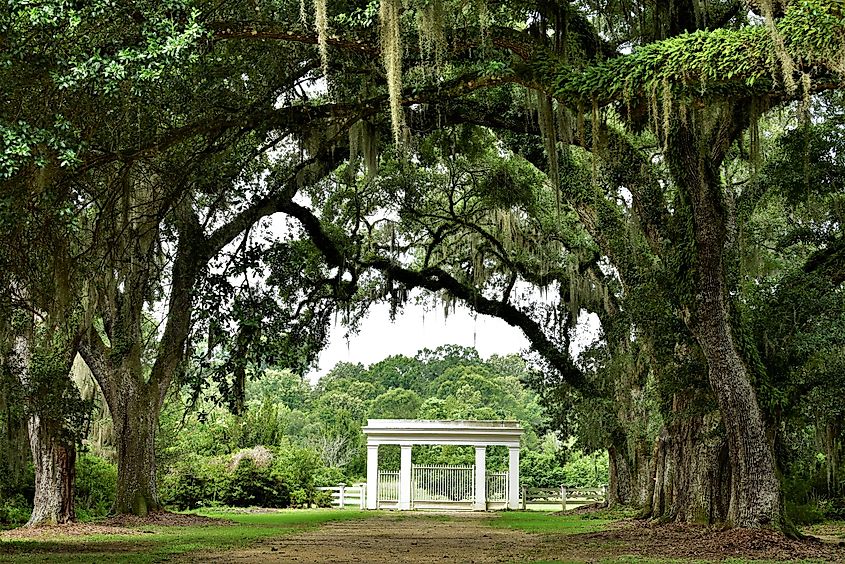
<box><xmin>12</xmin><ymin>331</ymin><xmax>79</xmax><ymax>526</ymax></box>
<box><xmin>647</xmin><ymin>395</ymin><xmax>730</xmax><ymax>523</ymax></box>
<box><xmin>667</xmin><ymin>117</ymin><xmax>783</xmax><ymax>528</ymax></box>
<box><xmin>26</xmin><ymin>414</ymin><xmax>76</xmax><ymax>525</ymax></box>
<box><xmin>109</xmin><ymin>372</ymin><xmax>162</xmax><ymax>515</ymax></box>
<box><xmin>607</xmin><ymin>436</ymin><xmax>654</xmax><ymax>508</ymax></box>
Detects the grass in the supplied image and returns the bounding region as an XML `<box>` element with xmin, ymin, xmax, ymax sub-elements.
<box><xmin>492</xmin><ymin>511</ymin><xmax>615</xmax><ymax>535</ymax></box>
<box><xmin>0</xmin><ymin>508</ymin><xmax>368</xmax><ymax>563</ymax></box>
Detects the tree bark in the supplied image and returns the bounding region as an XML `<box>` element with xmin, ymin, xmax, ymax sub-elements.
<box><xmin>109</xmin><ymin>379</ymin><xmax>161</xmax><ymax>515</ymax></box>
<box><xmin>646</xmin><ymin>396</ymin><xmax>730</xmax><ymax>524</ymax></box>
<box><xmin>26</xmin><ymin>414</ymin><xmax>76</xmax><ymax>525</ymax></box>
<box><xmin>12</xmin><ymin>331</ymin><xmax>79</xmax><ymax>526</ymax></box>
<box><xmin>607</xmin><ymin>437</ymin><xmax>653</xmax><ymax>508</ymax></box>
<box><xmin>669</xmin><ymin>118</ymin><xmax>783</xmax><ymax>528</ymax></box>
<box><xmin>607</xmin><ymin>444</ymin><xmax>634</xmax><ymax>507</ymax></box>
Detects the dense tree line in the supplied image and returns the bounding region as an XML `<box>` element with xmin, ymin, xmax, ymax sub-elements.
<box><xmin>3</xmin><ymin>346</ymin><xmax>598</xmax><ymax>521</ymax></box>
<box><xmin>1</xmin><ymin>0</ymin><xmax>843</xmax><ymax>535</ymax></box>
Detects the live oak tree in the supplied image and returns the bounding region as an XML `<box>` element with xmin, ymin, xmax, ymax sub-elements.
<box><xmin>5</xmin><ymin>0</ymin><xmax>845</xmax><ymax>528</ymax></box>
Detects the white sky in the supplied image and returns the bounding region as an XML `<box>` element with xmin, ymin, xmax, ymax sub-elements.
<box><xmin>305</xmin><ymin>294</ymin><xmax>602</xmax><ymax>384</ymax></box>
<box><xmin>306</xmin><ymin>299</ymin><xmax>530</xmax><ymax>383</ymax></box>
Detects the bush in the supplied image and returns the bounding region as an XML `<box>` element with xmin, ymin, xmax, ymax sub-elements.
<box><xmin>75</xmin><ymin>452</ymin><xmax>116</xmax><ymax>519</ymax></box>
<box><xmin>160</xmin><ymin>454</ymin><xmax>228</xmax><ymax>510</ymax></box>
<box><xmin>313</xmin><ymin>466</ymin><xmax>347</xmax><ymax>487</ymax></box>
<box><xmin>0</xmin><ymin>494</ymin><xmax>31</xmax><ymax>527</ymax></box>
<box><xmin>160</xmin><ymin>443</ymin><xmax>337</xmax><ymax>510</ymax></box>
<box><xmin>271</xmin><ymin>443</ymin><xmax>321</xmax><ymax>508</ymax></box>
<box><xmin>223</xmin><ymin>458</ymin><xmax>289</xmax><ymax>508</ymax></box>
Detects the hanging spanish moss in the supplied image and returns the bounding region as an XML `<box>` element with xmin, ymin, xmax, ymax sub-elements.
<box><xmin>314</xmin><ymin>0</ymin><xmax>330</xmax><ymax>76</ymax></box>
<box><xmin>749</xmin><ymin>97</ymin><xmax>762</xmax><ymax>169</ymax></box>
<box><xmin>565</xmin><ymin>260</ymin><xmax>603</xmax><ymax>325</ymax></box>
<box><xmin>591</xmin><ymin>98</ymin><xmax>600</xmax><ymax>180</ymax></box>
<box><xmin>661</xmin><ymin>78</ymin><xmax>672</xmax><ymax>150</ymax></box>
<box><xmin>760</xmin><ymin>0</ymin><xmax>797</xmax><ymax>93</ymax></box>
<box><xmin>800</xmin><ymin>72</ymin><xmax>812</xmax><ymax>124</ymax></box>
<box><xmin>648</xmin><ymin>82</ymin><xmax>660</xmax><ymax>140</ymax></box>
<box><xmin>348</xmin><ymin>119</ymin><xmax>378</xmax><ymax>180</ymax></box>
<box><xmin>533</xmin><ymin>91</ymin><xmax>560</xmax><ymax>211</ymax></box>
<box><xmin>299</xmin><ymin>0</ymin><xmax>307</xmax><ymax>24</ymax></box>
<box><xmin>556</xmin><ymin>103</ymin><xmax>573</xmax><ymax>146</ymax></box>
<box><xmin>477</xmin><ymin>0</ymin><xmax>489</xmax><ymax>47</ymax></box>
<box><xmin>417</xmin><ymin>0</ymin><xmax>447</xmax><ymax>70</ymax></box>
<box><xmin>380</xmin><ymin>0</ymin><xmax>405</xmax><ymax>146</ymax></box>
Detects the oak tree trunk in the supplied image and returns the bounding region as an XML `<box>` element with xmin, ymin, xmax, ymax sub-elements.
<box><xmin>647</xmin><ymin>397</ymin><xmax>730</xmax><ymax>523</ymax></box>
<box><xmin>109</xmin><ymin>379</ymin><xmax>161</xmax><ymax>516</ymax></box>
<box><xmin>608</xmin><ymin>438</ymin><xmax>653</xmax><ymax>508</ymax></box>
<box><xmin>26</xmin><ymin>414</ymin><xmax>76</xmax><ymax>526</ymax></box>
<box><xmin>669</xmin><ymin>120</ymin><xmax>783</xmax><ymax>528</ymax></box>
<box><xmin>607</xmin><ymin>444</ymin><xmax>634</xmax><ymax>506</ymax></box>
<box><xmin>12</xmin><ymin>330</ymin><xmax>79</xmax><ymax>526</ymax></box>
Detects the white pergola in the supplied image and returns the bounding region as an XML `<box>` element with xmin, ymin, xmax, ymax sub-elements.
<box><xmin>361</xmin><ymin>419</ymin><xmax>523</xmax><ymax>510</ymax></box>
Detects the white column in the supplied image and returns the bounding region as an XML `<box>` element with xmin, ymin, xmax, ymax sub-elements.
<box><xmin>474</xmin><ymin>445</ymin><xmax>486</xmax><ymax>511</ymax></box>
<box><xmin>366</xmin><ymin>444</ymin><xmax>378</xmax><ymax>510</ymax></box>
<box><xmin>399</xmin><ymin>444</ymin><xmax>413</xmax><ymax>510</ymax></box>
<box><xmin>508</xmin><ymin>446</ymin><xmax>520</xmax><ymax>510</ymax></box>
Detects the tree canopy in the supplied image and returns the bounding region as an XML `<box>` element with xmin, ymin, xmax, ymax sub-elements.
<box><xmin>1</xmin><ymin>0</ymin><xmax>844</xmax><ymax>533</ymax></box>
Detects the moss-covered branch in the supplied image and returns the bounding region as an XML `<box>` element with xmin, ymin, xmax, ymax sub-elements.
<box><xmin>536</xmin><ymin>0</ymin><xmax>845</xmax><ymax>106</ymax></box>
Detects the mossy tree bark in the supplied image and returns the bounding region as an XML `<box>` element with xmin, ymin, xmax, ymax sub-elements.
<box><xmin>667</xmin><ymin>114</ymin><xmax>783</xmax><ymax>528</ymax></box>
<box><xmin>11</xmin><ymin>331</ymin><xmax>79</xmax><ymax>526</ymax></box>
<box><xmin>646</xmin><ymin>397</ymin><xmax>730</xmax><ymax>523</ymax></box>
<box><xmin>110</xmin><ymin>376</ymin><xmax>161</xmax><ymax>515</ymax></box>
<box><xmin>26</xmin><ymin>413</ymin><xmax>77</xmax><ymax>525</ymax></box>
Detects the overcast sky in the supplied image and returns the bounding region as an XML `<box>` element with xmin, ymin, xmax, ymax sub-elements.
<box><xmin>306</xmin><ymin>298</ymin><xmax>530</xmax><ymax>384</ymax></box>
<box><xmin>305</xmin><ymin>293</ymin><xmax>601</xmax><ymax>384</ymax></box>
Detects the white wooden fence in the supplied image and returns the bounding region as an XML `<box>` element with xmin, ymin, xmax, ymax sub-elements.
<box><xmin>520</xmin><ymin>485</ymin><xmax>607</xmax><ymax>510</ymax></box>
<box><xmin>318</xmin><ymin>471</ymin><xmax>607</xmax><ymax>511</ymax></box>
<box><xmin>316</xmin><ymin>483</ymin><xmax>367</xmax><ymax>509</ymax></box>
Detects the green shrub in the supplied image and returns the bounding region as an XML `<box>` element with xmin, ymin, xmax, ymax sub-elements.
<box><xmin>223</xmin><ymin>457</ymin><xmax>290</xmax><ymax>507</ymax></box>
<box><xmin>0</xmin><ymin>494</ymin><xmax>31</xmax><ymax>527</ymax></box>
<box><xmin>786</xmin><ymin>499</ymin><xmax>829</xmax><ymax>525</ymax></box>
<box><xmin>75</xmin><ymin>452</ymin><xmax>116</xmax><ymax>519</ymax></box>
<box><xmin>160</xmin><ymin>455</ymin><xmax>227</xmax><ymax>510</ymax></box>
<box><xmin>313</xmin><ymin>466</ymin><xmax>347</xmax><ymax>487</ymax></box>
<box><xmin>271</xmin><ymin>443</ymin><xmax>320</xmax><ymax>508</ymax></box>
<box><xmin>160</xmin><ymin>443</ymin><xmax>341</xmax><ymax>510</ymax></box>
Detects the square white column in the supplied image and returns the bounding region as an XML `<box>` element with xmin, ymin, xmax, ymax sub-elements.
<box><xmin>508</xmin><ymin>446</ymin><xmax>520</xmax><ymax>510</ymax></box>
<box><xmin>366</xmin><ymin>444</ymin><xmax>379</xmax><ymax>510</ymax></box>
<box><xmin>474</xmin><ymin>445</ymin><xmax>486</xmax><ymax>511</ymax></box>
<box><xmin>398</xmin><ymin>444</ymin><xmax>413</xmax><ymax>510</ymax></box>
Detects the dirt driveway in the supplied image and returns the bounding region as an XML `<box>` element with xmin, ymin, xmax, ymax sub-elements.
<box><xmin>187</xmin><ymin>512</ymin><xmax>845</xmax><ymax>563</ymax></box>
<box><xmin>191</xmin><ymin>512</ymin><xmax>543</xmax><ymax>563</ymax></box>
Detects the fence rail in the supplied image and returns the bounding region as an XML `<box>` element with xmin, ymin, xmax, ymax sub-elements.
<box><xmin>520</xmin><ymin>485</ymin><xmax>607</xmax><ymax>511</ymax></box>
<box><xmin>316</xmin><ymin>483</ymin><xmax>366</xmax><ymax>509</ymax></box>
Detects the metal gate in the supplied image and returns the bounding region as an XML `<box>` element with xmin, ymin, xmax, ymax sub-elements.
<box><xmin>377</xmin><ymin>465</ymin><xmax>508</xmax><ymax>507</ymax></box>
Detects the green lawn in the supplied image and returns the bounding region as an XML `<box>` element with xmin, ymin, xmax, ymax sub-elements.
<box><xmin>0</xmin><ymin>508</ymin><xmax>367</xmax><ymax>564</ymax></box>
<box><xmin>492</xmin><ymin>511</ymin><xmax>615</xmax><ymax>535</ymax></box>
